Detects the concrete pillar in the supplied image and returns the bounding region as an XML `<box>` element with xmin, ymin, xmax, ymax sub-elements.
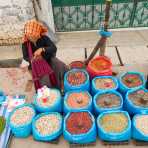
<box><xmin>34</xmin><ymin>0</ymin><xmax>55</xmax><ymax>33</ymax></box>
<box><xmin>41</xmin><ymin>0</ymin><xmax>55</xmax><ymax>33</ymax></box>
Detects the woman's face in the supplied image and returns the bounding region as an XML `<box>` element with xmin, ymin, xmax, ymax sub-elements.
<box><xmin>28</xmin><ymin>35</ymin><xmax>40</xmax><ymax>43</ymax></box>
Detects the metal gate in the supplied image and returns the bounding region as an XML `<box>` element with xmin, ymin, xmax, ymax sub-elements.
<box><xmin>52</xmin><ymin>0</ymin><xmax>148</xmax><ymax>32</ymax></box>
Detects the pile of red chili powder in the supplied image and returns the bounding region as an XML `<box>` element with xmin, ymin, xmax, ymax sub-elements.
<box><xmin>66</xmin><ymin>112</ymin><xmax>92</xmax><ymax>134</ymax></box>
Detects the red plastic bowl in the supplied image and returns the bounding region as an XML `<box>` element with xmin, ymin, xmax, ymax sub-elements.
<box><xmin>87</xmin><ymin>56</ymin><xmax>112</xmax><ymax>78</ymax></box>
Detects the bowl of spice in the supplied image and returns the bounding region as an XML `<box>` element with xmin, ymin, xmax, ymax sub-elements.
<box><xmin>63</xmin><ymin>111</ymin><xmax>96</xmax><ymax>144</ymax></box>
<box><xmin>93</xmin><ymin>90</ymin><xmax>123</xmax><ymax>115</ymax></box>
<box><xmin>69</xmin><ymin>61</ymin><xmax>85</xmax><ymax>69</ymax></box>
<box><xmin>132</xmin><ymin>114</ymin><xmax>148</xmax><ymax>141</ymax></box>
<box><xmin>92</xmin><ymin>76</ymin><xmax>118</xmax><ymax>95</ymax></box>
<box><xmin>64</xmin><ymin>91</ymin><xmax>92</xmax><ymax>114</ymax></box>
<box><xmin>64</xmin><ymin>69</ymin><xmax>90</xmax><ymax>92</ymax></box>
<box><xmin>119</xmin><ymin>71</ymin><xmax>145</xmax><ymax>94</ymax></box>
<box><xmin>86</xmin><ymin>56</ymin><xmax>112</xmax><ymax>78</ymax></box>
<box><xmin>9</xmin><ymin>104</ymin><xmax>36</xmax><ymax>138</ymax></box>
<box><xmin>97</xmin><ymin>111</ymin><xmax>131</xmax><ymax>142</ymax></box>
<box><xmin>125</xmin><ymin>88</ymin><xmax>148</xmax><ymax>115</ymax></box>
<box><xmin>34</xmin><ymin>86</ymin><xmax>62</xmax><ymax>113</ymax></box>
<box><xmin>32</xmin><ymin>112</ymin><xmax>62</xmax><ymax>141</ymax></box>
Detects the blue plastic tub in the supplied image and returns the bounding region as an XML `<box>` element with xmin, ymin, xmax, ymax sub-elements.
<box><xmin>64</xmin><ymin>69</ymin><xmax>90</xmax><ymax>92</ymax></box>
<box><xmin>32</xmin><ymin>112</ymin><xmax>63</xmax><ymax>141</ymax></box>
<box><xmin>97</xmin><ymin>111</ymin><xmax>131</xmax><ymax>142</ymax></box>
<box><xmin>91</xmin><ymin>76</ymin><xmax>118</xmax><ymax>95</ymax></box>
<box><xmin>118</xmin><ymin>71</ymin><xmax>145</xmax><ymax>94</ymax></box>
<box><xmin>132</xmin><ymin>114</ymin><xmax>148</xmax><ymax>141</ymax></box>
<box><xmin>64</xmin><ymin>90</ymin><xmax>93</xmax><ymax>114</ymax></box>
<box><xmin>33</xmin><ymin>89</ymin><xmax>62</xmax><ymax>113</ymax></box>
<box><xmin>9</xmin><ymin>104</ymin><xmax>36</xmax><ymax>138</ymax></box>
<box><xmin>63</xmin><ymin>110</ymin><xmax>97</xmax><ymax>144</ymax></box>
<box><xmin>125</xmin><ymin>87</ymin><xmax>148</xmax><ymax>115</ymax></box>
<box><xmin>93</xmin><ymin>90</ymin><xmax>123</xmax><ymax>115</ymax></box>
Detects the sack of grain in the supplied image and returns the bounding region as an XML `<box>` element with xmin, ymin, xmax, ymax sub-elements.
<box><xmin>32</xmin><ymin>112</ymin><xmax>62</xmax><ymax>141</ymax></box>
<box><xmin>93</xmin><ymin>90</ymin><xmax>123</xmax><ymax>115</ymax></box>
<box><xmin>33</xmin><ymin>87</ymin><xmax>62</xmax><ymax>113</ymax></box>
<box><xmin>97</xmin><ymin>111</ymin><xmax>131</xmax><ymax>142</ymax></box>
<box><xmin>86</xmin><ymin>56</ymin><xmax>112</xmax><ymax>79</ymax></box>
<box><xmin>125</xmin><ymin>87</ymin><xmax>148</xmax><ymax>115</ymax></box>
<box><xmin>118</xmin><ymin>71</ymin><xmax>145</xmax><ymax>95</ymax></box>
<box><xmin>91</xmin><ymin>76</ymin><xmax>118</xmax><ymax>95</ymax></box>
<box><xmin>63</xmin><ymin>111</ymin><xmax>96</xmax><ymax>144</ymax></box>
<box><xmin>9</xmin><ymin>104</ymin><xmax>36</xmax><ymax>138</ymax></box>
<box><xmin>64</xmin><ymin>69</ymin><xmax>90</xmax><ymax>92</ymax></box>
<box><xmin>132</xmin><ymin>114</ymin><xmax>148</xmax><ymax>141</ymax></box>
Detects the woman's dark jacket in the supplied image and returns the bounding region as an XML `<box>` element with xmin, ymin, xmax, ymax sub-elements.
<box><xmin>22</xmin><ymin>35</ymin><xmax>57</xmax><ymax>68</ymax></box>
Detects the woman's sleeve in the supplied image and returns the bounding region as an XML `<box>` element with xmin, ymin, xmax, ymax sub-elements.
<box><xmin>21</xmin><ymin>43</ymin><xmax>30</xmax><ymax>67</ymax></box>
<box><xmin>42</xmin><ymin>36</ymin><xmax>57</xmax><ymax>60</ymax></box>
<box><xmin>22</xmin><ymin>43</ymin><xmax>29</xmax><ymax>62</ymax></box>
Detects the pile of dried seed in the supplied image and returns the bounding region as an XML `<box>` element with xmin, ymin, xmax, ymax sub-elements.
<box><xmin>95</xmin><ymin>78</ymin><xmax>116</xmax><ymax>89</ymax></box>
<box><xmin>35</xmin><ymin>114</ymin><xmax>61</xmax><ymax>136</ymax></box>
<box><xmin>37</xmin><ymin>90</ymin><xmax>58</xmax><ymax>107</ymax></box>
<box><xmin>66</xmin><ymin>112</ymin><xmax>92</xmax><ymax>134</ymax></box>
<box><xmin>122</xmin><ymin>74</ymin><xmax>142</xmax><ymax>88</ymax></box>
<box><xmin>10</xmin><ymin>106</ymin><xmax>35</xmax><ymax>126</ymax></box>
<box><xmin>99</xmin><ymin>113</ymin><xmax>128</xmax><ymax>133</ymax></box>
<box><xmin>97</xmin><ymin>93</ymin><xmax>121</xmax><ymax>108</ymax></box>
<box><xmin>67</xmin><ymin>92</ymin><xmax>90</xmax><ymax>108</ymax></box>
<box><xmin>67</xmin><ymin>71</ymin><xmax>86</xmax><ymax>86</ymax></box>
<box><xmin>135</xmin><ymin>115</ymin><xmax>148</xmax><ymax>135</ymax></box>
<box><xmin>128</xmin><ymin>89</ymin><xmax>148</xmax><ymax>107</ymax></box>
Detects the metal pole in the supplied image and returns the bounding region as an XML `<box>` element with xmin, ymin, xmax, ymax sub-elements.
<box><xmin>85</xmin><ymin>0</ymin><xmax>112</xmax><ymax>65</ymax></box>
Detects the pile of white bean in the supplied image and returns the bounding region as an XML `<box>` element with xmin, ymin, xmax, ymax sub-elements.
<box><xmin>35</xmin><ymin>114</ymin><xmax>61</xmax><ymax>136</ymax></box>
<box><xmin>10</xmin><ymin>106</ymin><xmax>35</xmax><ymax>126</ymax></box>
<box><xmin>136</xmin><ymin>115</ymin><xmax>148</xmax><ymax>135</ymax></box>
<box><xmin>37</xmin><ymin>90</ymin><xmax>58</xmax><ymax>107</ymax></box>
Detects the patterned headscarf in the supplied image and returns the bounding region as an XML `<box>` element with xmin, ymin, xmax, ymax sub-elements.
<box><xmin>23</xmin><ymin>19</ymin><xmax>48</xmax><ymax>42</ymax></box>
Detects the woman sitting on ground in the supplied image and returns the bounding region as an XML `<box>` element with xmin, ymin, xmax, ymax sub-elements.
<box><xmin>20</xmin><ymin>19</ymin><xmax>68</xmax><ymax>89</ymax></box>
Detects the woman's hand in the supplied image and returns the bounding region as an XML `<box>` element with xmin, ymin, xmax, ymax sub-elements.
<box><xmin>34</xmin><ymin>48</ymin><xmax>44</xmax><ymax>59</ymax></box>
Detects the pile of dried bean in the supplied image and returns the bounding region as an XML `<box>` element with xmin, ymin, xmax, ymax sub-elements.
<box><xmin>90</xmin><ymin>59</ymin><xmax>109</xmax><ymax>71</ymax></box>
<box><xmin>67</xmin><ymin>71</ymin><xmax>86</xmax><ymax>86</ymax></box>
<box><xmin>35</xmin><ymin>114</ymin><xmax>61</xmax><ymax>136</ymax></box>
<box><xmin>67</xmin><ymin>92</ymin><xmax>90</xmax><ymax>108</ymax></box>
<box><xmin>128</xmin><ymin>89</ymin><xmax>148</xmax><ymax>107</ymax></box>
<box><xmin>66</xmin><ymin>112</ymin><xmax>92</xmax><ymax>134</ymax></box>
<box><xmin>37</xmin><ymin>90</ymin><xmax>58</xmax><ymax>107</ymax></box>
<box><xmin>10</xmin><ymin>106</ymin><xmax>35</xmax><ymax>126</ymax></box>
<box><xmin>122</xmin><ymin>74</ymin><xmax>142</xmax><ymax>88</ymax></box>
<box><xmin>135</xmin><ymin>115</ymin><xmax>148</xmax><ymax>135</ymax></box>
<box><xmin>97</xmin><ymin>93</ymin><xmax>121</xmax><ymax>108</ymax></box>
<box><xmin>95</xmin><ymin>78</ymin><xmax>116</xmax><ymax>89</ymax></box>
<box><xmin>99</xmin><ymin>113</ymin><xmax>128</xmax><ymax>133</ymax></box>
